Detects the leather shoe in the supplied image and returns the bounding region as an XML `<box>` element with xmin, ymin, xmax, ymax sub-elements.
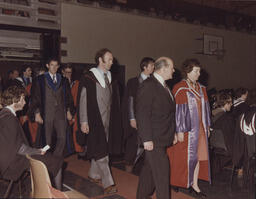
<box><xmin>88</xmin><ymin>176</ymin><xmax>101</xmax><ymax>184</ymax></box>
<box><xmin>104</xmin><ymin>185</ymin><xmax>118</xmax><ymax>195</ymax></box>
<box><xmin>172</xmin><ymin>186</ymin><xmax>179</xmax><ymax>192</ymax></box>
<box><xmin>77</xmin><ymin>154</ymin><xmax>85</xmax><ymax>160</ymax></box>
<box><xmin>189</xmin><ymin>187</ymin><xmax>207</xmax><ymax>198</ymax></box>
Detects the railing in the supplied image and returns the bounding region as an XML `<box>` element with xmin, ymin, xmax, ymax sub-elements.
<box><xmin>66</xmin><ymin>0</ymin><xmax>256</xmax><ymax>34</ymax></box>
<box><xmin>0</xmin><ymin>0</ymin><xmax>60</xmax><ymax>30</ymax></box>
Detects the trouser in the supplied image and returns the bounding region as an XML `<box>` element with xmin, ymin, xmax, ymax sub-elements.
<box><xmin>44</xmin><ymin>119</ymin><xmax>66</xmax><ymax>156</ymax></box>
<box><xmin>124</xmin><ymin>132</ymin><xmax>139</xmax><ymax>165</ymax></box>
<box><xmin>88</xmin><ymin>156</ymin><xmax>114</xmax><ymax>188</ymax></box>
<box><xmin>136</xmin><ymin>148</ymin><xmax>170</xmax><ymax>199</ymax></box>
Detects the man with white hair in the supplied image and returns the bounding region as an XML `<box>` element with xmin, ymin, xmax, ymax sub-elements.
<box><xmin>136</xmin><ymin>57</ymin><xmax>176</xmax><ymax>199</ymax></box>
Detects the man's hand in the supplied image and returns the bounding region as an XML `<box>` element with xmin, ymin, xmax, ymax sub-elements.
<box><xmin>39</xmin><ymin>149</ymin><xmax>46</xmax><ymax>155</ymax></box>
<box><xmin>35</xmin><ymin>113</ymin><xmax>43</xmax><ymax>124</ymax></box>
<box><xmin>177</xmin><ymin>132</ymin><xmax>184</xmax><ymax>142</ymax></box>
<box><xmin>208</xmin><ymin>128</ymin><xmax>211</xmax><ymax>138</ymax></box>
<box><xmin>67</xmin><ymin>110</ymin><xmax>72</xmax><ymax>121</ymax></box>
<box><xmin>20</xmin><ymin>115</ymin><xmax>28</xmax><ymax>124</ymax></box>
<box><xmin>130</xmin><ymin>119</ymin><xmax>137</xmax><ymax>129</ymax></box>
<box><xmin>173</xmin><ymin>134</ymin><xmax>178</xmax><ymax>145</ymax></box>
<box><xmin>81</xmin><ymin>122</ymin><xmax>89</xmax><ymax>134</ymax></box>
<box><xmin>144</xmin><ymin>141</ymin><xmax>154</xmax><ymax>151</ymax></box>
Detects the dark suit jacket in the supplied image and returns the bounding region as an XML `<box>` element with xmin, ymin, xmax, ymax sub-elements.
<box><xmin>136</xmin><ymin>76</ymin><xmax>176</xmax><ymax>147</ymax></box>
<box><xmin>122</xmin><ymin>76</ymin><xmax>140</xmax><ymax>141</ymax></box>
<box><xmin>0</xmin><ymin>108</ymin><xmax>28</xmax><ymax>180</ymax></box>
<box><xmin>0</xmin><ymin>108</ymin><xmax>63</xmax><ymax>180</ymax></box>
<box><xmin>28</xmin><ymin>73</ymin><xmax>74</xmax><ymax>121</ymax></box>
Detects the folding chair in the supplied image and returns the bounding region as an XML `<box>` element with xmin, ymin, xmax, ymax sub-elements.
<box><xmin>26</xmin><ymin>155</ymin><xmax>88</xmax><ymax>198</ymax></box>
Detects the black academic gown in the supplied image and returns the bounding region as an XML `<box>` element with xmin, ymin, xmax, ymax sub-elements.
<box><xmin>232</xmin><ymin>101</ymin><xmax>250</xmax><ymax>120</ymax></box>
<box><xmin>232</xmin><ymin>108</ymin><xmax>256</xmax><ymax>187</ymax></box>
<box><xmin>0</xmin><ymin>108</ymin><xmax>63</xmax><ymax>181</ymax></box>
<box><xmin>28</xmin><ymin>73</ymin><xmax>74</xmax><ymax>148</ymax></box>
<box><xmin>76</xmin><ymin>71</ymin><xmax>123</xmax><ymax>160</ymax></box>
<box><xmin>211</xmin><ymin>111</ymin><xmax>235</xmax><ymax>156</ymax></box>
<box><xmin>211</xmin><ymin>110</ymin><xmax>235</xmax><ymax>174</ymax></box>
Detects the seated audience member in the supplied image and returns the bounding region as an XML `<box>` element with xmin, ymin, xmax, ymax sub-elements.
<box><xmin>232</xmin><ymin>87</ymin><xmax>250</xmax><ymax>119</ymax></box>
<box><xmin>207</xmin><ymin>88</ymin><xmax>218</xmax><ymax>110</ymax></box>
<box><xmin>0</xmin><ymin>86</ymin><xmax>63</xmax><ymax>189</ymax></box>
<box><xmin>247</xmin><ymin>89</ymin><xmax>256</xmax><ymax>107</ymax></box>
<box><xmin>240</xmin><ymin>108</ymin><xmax>256</xmax><ymax>136</ymax></box>
<box><xmin>232</xmin><ymin>87</ymin><xmax>250</xmax><ymax>177</ymax></box>
<box><xmin>233</xmin><ymin>107</ymin><xmax>256</xmax><ymax>188</ymax></box>
<box><xmin>210</xmin><ymin>92</ymin><xmax>235</xmax><ymax>174</ymax></box>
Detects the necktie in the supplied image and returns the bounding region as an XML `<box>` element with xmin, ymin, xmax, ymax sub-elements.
<box><xmin>53</xmin><ymin>75</ymin><xmax>57</xmax><ymax>84</ymax></box>
<box><xmin>104</xmin><ymin>73</ymin><xmax>110</xmax><ymax>87</ymax></box>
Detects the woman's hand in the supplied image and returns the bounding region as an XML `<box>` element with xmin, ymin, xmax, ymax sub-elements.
<box><xmin>177</xmin><ymin>132</ymin><xmax>184</xmax><ymax>142</ymax></box>
<box><xmin>173</xmin><ymin>134</ymin><xmax>178</xmax><ymax>145</ymax></box>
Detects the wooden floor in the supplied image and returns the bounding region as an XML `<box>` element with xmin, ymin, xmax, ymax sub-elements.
<box><xmin>65</xmin><ymin>154</ymin><xmax>194</xmax><ymax>199</ymax></box>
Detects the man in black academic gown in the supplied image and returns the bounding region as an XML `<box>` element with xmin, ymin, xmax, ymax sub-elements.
<box><xmin>232</xmin><ymin>87</ymin><xmax>250</xmax><ymax>120</ymax></box>
<box><xmin>210</xmin><ymin>92</ymin><xmax>235</xmax><ymax>174</ymax></box>
<box><xmin>77</xmin><ymin>48</ymin><xmax>122</xmax><ymax>194</ymax></box>
<box><xmin>122</xmin><ymin>57</ymin><xmax>155</xmax><ymax>172</ymax></box>
<box><xmin>28</xmin><ymin>57</ymin><xmax>74</xmax><ymax>156</ymax></box>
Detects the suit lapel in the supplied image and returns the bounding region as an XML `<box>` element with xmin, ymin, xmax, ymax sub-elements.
<box><xmin>152</xmin><ymin>76</ymin><xmax>175</xmax><ymax>104</ymax></box>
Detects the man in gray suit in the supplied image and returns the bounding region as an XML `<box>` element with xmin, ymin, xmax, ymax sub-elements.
<box><xmin>78</xmin><ymin>48</ymin><xmax>122</xmax><ymax>194</ymax></box>
<box><xmin>136</xmin><ymin>57</ymin><xmax>176</xmax><ymax>199</ymax></box>
<box><xmin>122</xmin><ymin>57</ymin><xmax>155</xmax><ymax>172</ymax></box>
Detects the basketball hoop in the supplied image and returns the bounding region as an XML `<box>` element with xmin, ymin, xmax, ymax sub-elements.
<box><xmin>211</xmin><ymin>49</ymin><xmax>226</xmax><ymax>60</ymax></box>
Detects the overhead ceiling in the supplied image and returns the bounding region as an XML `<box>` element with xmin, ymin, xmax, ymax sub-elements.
<box><xmin>183</xmin><ymin>0</ymin><xmax>256</xmax><ymax>17</ymax></box>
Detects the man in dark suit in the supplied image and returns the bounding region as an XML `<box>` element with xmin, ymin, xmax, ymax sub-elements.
<box><xmin>29</xmin><ymin>57</ymin><xmax>74</xmax><ymax>156</ymax></box>
<box><xmin>122</xmin><ymin>57</ymin><xmax>155</xmax><ymax>172</ymax></box>
<box><xmin>136</xmin><ymin>57</ymin><xmax>176</xmax><ymax>199</ymax></box>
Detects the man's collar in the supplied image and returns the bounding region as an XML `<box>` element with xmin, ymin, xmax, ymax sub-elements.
<box><xmin>48</xmin><ymin>72</ymin><xmax>56</xmax><ymax>79</ymax></box>
<box><xmin>222</xmin><ymin>107</ymin><xmax>227</xmax><ymax>112</ymax></box>
<box><xmin>97</xmin><ymin>67</ymin><xmax>110</xmax><ymax>76</ymax></box>
<box><xmin>140</xmin><ymin>72</ymin><xmax>149</xmax><ymax>80</ymax></box>
<box><xmin>153</xmin><ymin>72</ymin><xmax>165</xmax><ymax>87</ymax></box>
<box><xmin>6</xmin><ymin>106</ymin><xmax>16</xmax><ymax>116</ymax></box>
<box><xmin>90</xmin><ymin>67</ymin><xmax>111</xmax><ymax>88</ymax></box>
